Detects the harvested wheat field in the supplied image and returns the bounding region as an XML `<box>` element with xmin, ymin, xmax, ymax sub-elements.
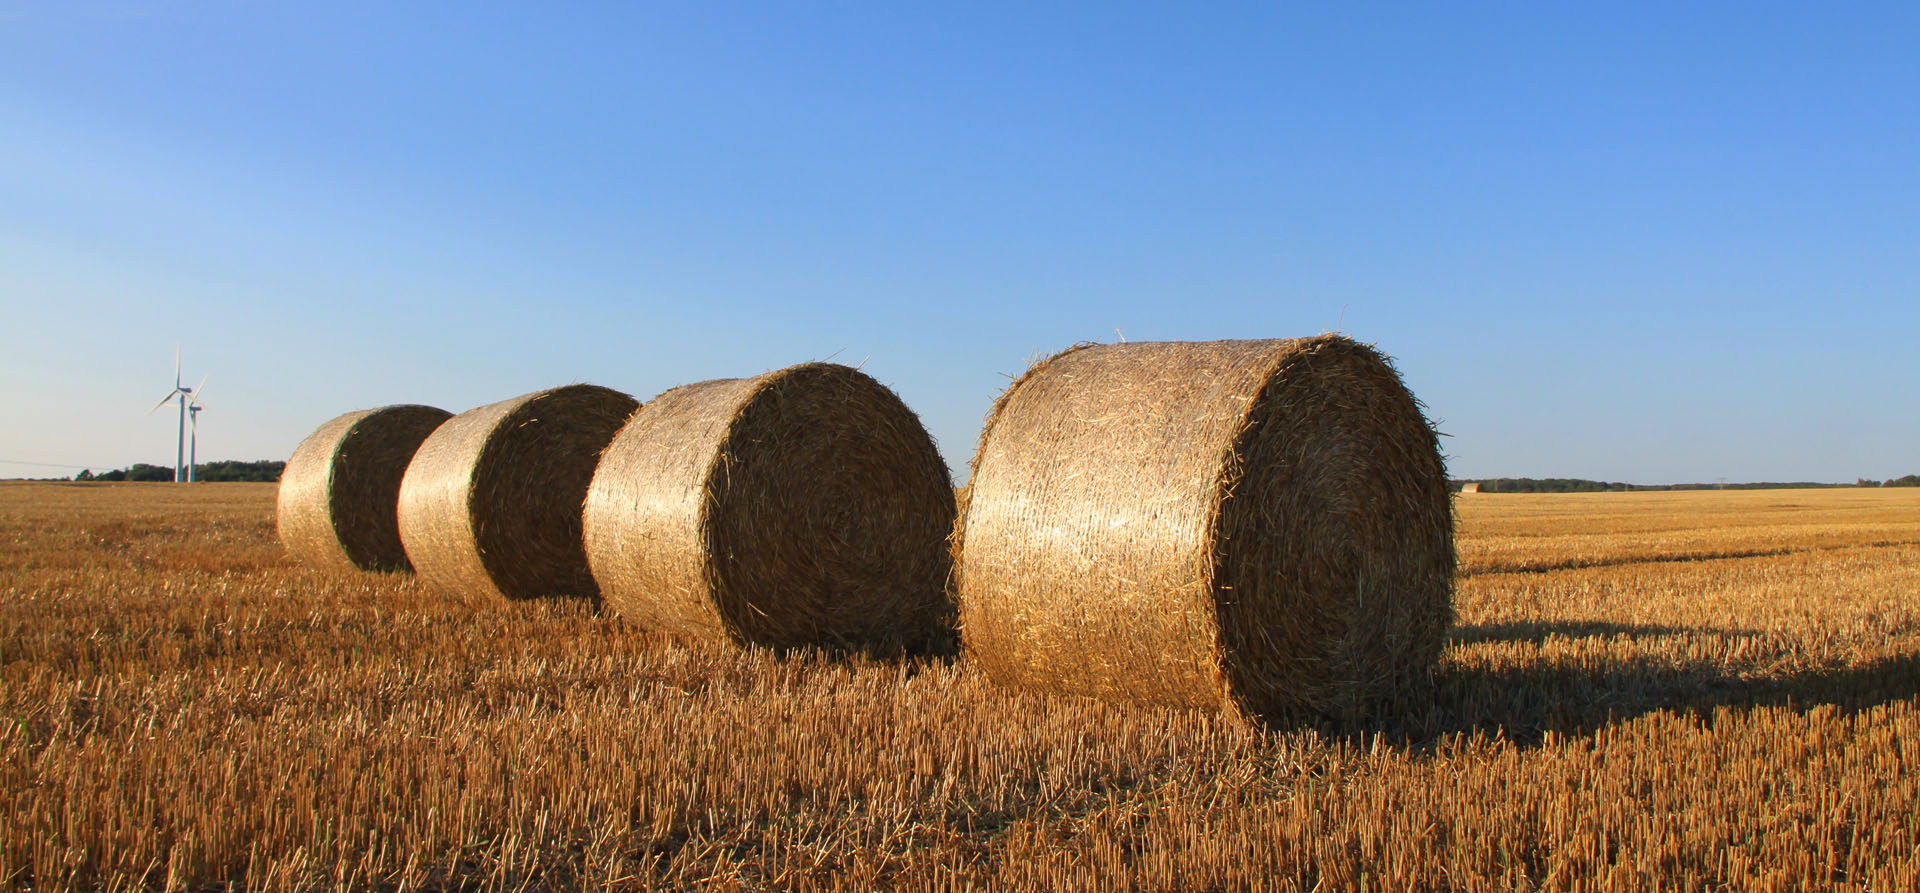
<box><xmin>3</xmin><ymin>482</ymin><xmax>1919</xmax><ymax>890</ymax></box>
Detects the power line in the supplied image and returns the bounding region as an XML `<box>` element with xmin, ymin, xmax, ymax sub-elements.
<box><xmin>0</xmin><ymin>458</ymin><xmax>127</xmax><ymax>470</ymax></box>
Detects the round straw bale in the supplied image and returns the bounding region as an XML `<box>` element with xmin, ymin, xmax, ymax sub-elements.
<box><xmin>397</xmin><ymin>384</ymin><xmax>640</xmax><ymax>602</ymax></box>
<box><xmin>277</xmin><ymin>404</ymin><xmax>452</xmax><ymax>573</ymax></box>
<box><xmin>955</xmin><ymin>335</ymin><xmax>1454</xmax><ymax>721</ymax></box>
<box><xmin>583</xmin><ymin>363</ymin><xmax>956</xmax><ymax>653</ymax></box>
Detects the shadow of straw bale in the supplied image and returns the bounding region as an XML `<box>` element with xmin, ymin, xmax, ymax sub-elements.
<box><xmin>1462</xmin><ymin>539</ymin><xmax>1920</xmax><ymax>577</ymax></box>
<box><xmin>752</xmin><ymin>626</ymin><xmax>964</xmax><ymax>664</ymax></box>
<box><xmin>1446</xmin><ymin>620</ymin><xmax>1750</xmax><ymax>646</ymax></box>
<box><xmin>1344</xmin><ymin>623</ymin><xmax>1920</xmax><ymax>750</ymax></box>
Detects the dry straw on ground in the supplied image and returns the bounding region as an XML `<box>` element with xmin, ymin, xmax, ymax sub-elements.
<box><xmin>583</xmin><ymin>363</ymin><xmax>956</xmax><ymax>653</ymax></box>
<box><xmin>397</xmin><ymin>384</ymin><xmax>639</xmax><ymax>602</ymax></box>
<box><xmin>955</xmin><ymin>335</ymin><xmax>1455</xmax><ymax>722</ymax></box>
<box><xmin>276</xmin><ymin>404</ymin><xmax>452</xmax><ymax>573</ymax></box>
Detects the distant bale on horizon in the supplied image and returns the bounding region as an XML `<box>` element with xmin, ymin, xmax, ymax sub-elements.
<box><xmin>955</xmin><ymin>335</ymin><xmax>1455</xmax><ymax>722</ymax></box>
<box><xmin>398</xmin><ymin>384</ymin><xmax>640</xmax><ymax>603</ymax></box>
<box><xmin>277</xmin><ymin>404</ymin><xmax>452</xmax><ymax>573</ymax></box>
<box><xmin>583</xmin><ymin>363</ymin><xmax>956</xmax><ymax>654</ymax></box>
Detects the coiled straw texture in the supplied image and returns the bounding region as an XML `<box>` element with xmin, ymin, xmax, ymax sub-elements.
<box><xmin>954</xmin><ymin>336</ymin><xmax>1454</xmax><ymax>722</ymax></box>
<box><xmin>277</xmin><ymin>404</ymin><xmax>451</xmax><ymax>573</ymax></box>
<box><xmin>583</xmin><ymin>363</ymin><xmax>956</xmax><ymax>654</ymax></box>
<box><xmin>397</xmin><ymin>384</ymin><xmax>639</xmax><ymax>602</ymax></box>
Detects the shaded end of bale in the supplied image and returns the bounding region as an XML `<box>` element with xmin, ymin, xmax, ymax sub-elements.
<box><xmin>1212</xmin><ymin>335</ymin><xmax>1456</xmax><ymax>724</ymax></box>
<box><xmin>333</xmin><ymin>406</ymin><xmax>455</xmax><ymax>572</ymax></box>
<box><xmin>707</xmin><ymin>363</ymin><xmax>958</xmax><ymax>656</ymax></box>
<box><xmin>471</xmin><ymin>385</ymin><xmax>641</xmax><ymax>602</ymax></box>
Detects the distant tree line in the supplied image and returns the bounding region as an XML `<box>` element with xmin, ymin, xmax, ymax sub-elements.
<box><xmin>1856</xmin><ymin>475</ymin><xmax>1920</xmax><ymax>488</ymax></box>
<box><xmin>1450</xmin><ymin>477</ymin><xmax>1915</xmax><ymax>493</ymax></box>
<box><xmin>74</xmin><ymin>464</ymin><xmax>174</xmax><ymax>482</ymax></box>
<box><xmin>72</xmin><ymin>460</ymin><xmax>285</xmax><ymax>483</ymax></box>
<box><xmin>1456</xmin><ymin>478</ymin><xmax>1634</xmax><ymax>493</ymax></box>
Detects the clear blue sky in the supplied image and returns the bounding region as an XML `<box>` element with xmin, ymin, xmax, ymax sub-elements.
<box><xmin>3</xmin><ymin>2</ymin><xmax>1915</xmax><ymax>484</ymax></box>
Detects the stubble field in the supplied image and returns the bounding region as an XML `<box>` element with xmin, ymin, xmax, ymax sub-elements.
<box><xmin>3</xmin><ymin>482</ymin><xmax>1918</xmax><ymax>891</ymax></box>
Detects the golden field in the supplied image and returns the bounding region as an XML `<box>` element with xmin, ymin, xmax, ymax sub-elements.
<box><xmin>3</xmin><ymin>482</ymin><xmax>1918</xmax><ymax>891</ymax></box>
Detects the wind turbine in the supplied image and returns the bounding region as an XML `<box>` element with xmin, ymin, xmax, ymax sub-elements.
<box><xmin>147</xmin><ymin>345</ymin><xmax>204</xmax><ymax>483</ymax></box>
<box><xmin>187</xmin><ymin>382</ymin><xmax>208</xmax><ymax>482</ymax></box>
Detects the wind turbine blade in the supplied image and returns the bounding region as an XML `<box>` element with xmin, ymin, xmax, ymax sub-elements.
<box><xmin>190</xmin><ymin>375</ymin><xmax>209</xmax><ymax>406</ymax></box>
<box><xmin>174</xmin><ymin>343</ymin><xmax>182</xmax><ymax>389</ymax></box>
<box><xmin>148</xmin><ymin>392</ymin><xmax>177</xmax><ymax>415</ymax></box>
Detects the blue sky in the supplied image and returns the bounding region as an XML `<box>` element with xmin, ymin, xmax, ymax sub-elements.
<box><xmin>2</xmin><ymin>2</ymin><xmax>1915</xmax><ymax>484</ymax></box>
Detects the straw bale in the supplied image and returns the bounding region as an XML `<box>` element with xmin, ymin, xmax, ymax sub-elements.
<box><xmin>277</xmin><ymin>404</ymin><xmax>451</xmax><ymax>573</ymax></box>
<box><xmin>397</xmin><ymin>384</ymin><xmax>640</xmax><ymax>602</ymax></box>
<box><xmin>583</xmin><ymin>363</ymin><xmax>956</xmax><ymax>653</ymax></box>
<box><xmin>954</xmin><ymin>336</ymin><xmax>1454</xmax><ymax>721</ymax></box>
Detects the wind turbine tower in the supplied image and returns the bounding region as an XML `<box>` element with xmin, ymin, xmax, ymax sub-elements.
<box><xmin>147</xmin><ymin>345</ymin><xmax>205</xmax><ymax>483</ymax></box>
<box><xmin>187</xmin><ymin>386</ymin><xmax>208</xmax><ymax>482</ymax></box>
